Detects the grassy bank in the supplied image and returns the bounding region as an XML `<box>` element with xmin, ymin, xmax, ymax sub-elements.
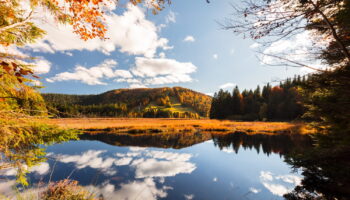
<box><xmin>46</xmin><ymin>118</ymin><xmax>313</xmax><ymax>135</ymax></box>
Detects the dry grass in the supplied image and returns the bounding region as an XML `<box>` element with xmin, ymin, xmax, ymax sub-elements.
<box><xmin>44</xmin><ymin>118</ymin><xmax>314</xmax><ymax>135</ymax></box>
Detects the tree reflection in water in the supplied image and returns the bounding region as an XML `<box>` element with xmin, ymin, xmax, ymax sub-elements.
<box><xmin>82</xmin><ymin>131</ymin><xmax>349</xmax><ymax>199</ymax></box>
<box><xmin>80</xmin><ymin>132</ymin><xmax>213</xmax><ymax>149</ymax></box>
<box><xmin>211</xmin><ymin>132</ymin><xmax>313</xmax><ymax>156</ymax></box>
<box><xmin>211</xmin><ymin>131</ymin><xmax>350</xmax><ymax>199</ymax></box>
<box><xmin>0</xmin><ymin>124</ymin><xmax>80</xmax><ymax>186</ymax></box>
<box><xmin>283</xmin><ymin>131</ymin><xmax>350</xmax><ymax>200</ymax></box>
<box><xmin>2</xmin><ymin>129</ymin><xmax>349</xmax><ymax>199</ymax></box>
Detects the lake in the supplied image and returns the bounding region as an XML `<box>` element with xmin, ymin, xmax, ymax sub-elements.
<box><xmin>0</xmin><ymin>132</ymin><xmax>313</xmax><ymax>200</ymax></box>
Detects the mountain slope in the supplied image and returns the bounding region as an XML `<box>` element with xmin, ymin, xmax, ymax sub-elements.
<box><xmin>43</xmin><ymin>87</ymin><xmax>212</xmax><ymax>118</ymax></box>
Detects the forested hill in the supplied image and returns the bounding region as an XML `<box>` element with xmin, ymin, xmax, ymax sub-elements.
<box><xmin>43</xmin><ymin>87</ymin><xmax>212</xmax><ymax>118</ymax></box>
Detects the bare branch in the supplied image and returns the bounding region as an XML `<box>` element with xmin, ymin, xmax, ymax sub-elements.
<box><xmin>259</xmin><ymin>52</ymin><xmax>327</xmax><ymax>72</ymax></box>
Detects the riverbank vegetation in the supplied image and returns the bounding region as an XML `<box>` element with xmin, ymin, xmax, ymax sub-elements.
<box><xmin>46</xmin><ymin>118</ymin><xmax>310</xmax><ymax>135</ymax></box>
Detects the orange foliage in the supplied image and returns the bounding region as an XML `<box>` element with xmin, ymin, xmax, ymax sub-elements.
<box><xmin>52</xmin><ymin>0</ymin><xmax>170</xmax><ymax>41</ymax></box>
<box><xmin>51</xmin><ymin>0</ymin><xmax>108</xmax><ymax>40</ymax></box>
<box><xmin>271</xmin><ymin>86</ymin><xmax>283</xmax><ymax>93</ymax></box>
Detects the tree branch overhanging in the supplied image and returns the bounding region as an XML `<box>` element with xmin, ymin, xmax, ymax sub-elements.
<box><xmin>260</xmin><ymin>52</ymin><xmax>327</xmax><ymax>72</ymax></box>
<box><xmin>0</xmin><ymin>11</ymin><xmax>33</xmax><ymax>33</ymax></box>
<box><xmin>309</xmin><ymin>0</ymin><xmax>350</xmax><ymax>62</ymax></box>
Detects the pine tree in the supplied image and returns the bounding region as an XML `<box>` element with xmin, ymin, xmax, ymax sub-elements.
<box><xmin>231</xmin><ymin>86</ymin><xmax>242</xmax><ymax>116</ymax></box>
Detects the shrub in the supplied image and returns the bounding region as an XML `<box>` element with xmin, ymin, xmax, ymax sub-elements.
<box><xmin>41</xmin><ymin>179</ymin><xmax>96</xmax><ymax>200</ymax></box>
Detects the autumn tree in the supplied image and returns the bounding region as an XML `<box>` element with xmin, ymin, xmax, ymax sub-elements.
<box><xmin>225</xmin><ymin>1</ymin><xmax>350</xmax><ymax>198</ymax></box>
<box><xmin>225</xmin><ymin>0</ymin><xmax>350</xmax><ymax>128</ymax></box>
<box><xmin>0</xmin><ymin>0</ymin><xmax>172</xmax><ymax>186</ymax></box>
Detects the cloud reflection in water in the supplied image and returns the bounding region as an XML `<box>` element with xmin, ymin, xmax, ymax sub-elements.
<box><xmin>260</xmin><ymin>171</ymin><xmax>302</xmax><ymax>196</ymax></box>
<box><xmin>51</xmin><ymin>147</ymin><xmax>196</xmax><ymax>200</ymax></box>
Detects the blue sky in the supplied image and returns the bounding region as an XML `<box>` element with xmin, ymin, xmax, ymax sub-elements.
<box><xmin>24</xmin><ymin>0</ymin><xmax>305</xmax><ymax>95</ymax></box>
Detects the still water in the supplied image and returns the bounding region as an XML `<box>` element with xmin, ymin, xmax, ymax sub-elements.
<box><xmin>0</xmin><ymin>132</ymin><xmax>312</xmax><ymax>199</ymax></box>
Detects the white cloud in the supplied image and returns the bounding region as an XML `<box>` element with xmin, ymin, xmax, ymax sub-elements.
<box><xmin>183</xmin><ymin>36</ymin><xmax>195</xmax><ymax>42</ymax></box>
<box><xmin>213</xmin><ymin>54</ymin><xmax>218</xmax><ymax>59</ymax></box>
<box><xmin>55</xmin><ymin>150</ymin><xmax>118</xmax><ymax>175</ymax></box>
<box><xmin>127</xmin><ymin>146</ymin><xmax>145</xmax><ymax>152</ymax></box>
<box><xmin>115</xmin><ymin>78</ymin><xmax>142</xmax><ymax>84</ymax></box>
<box><xmin>261</xmin><ymin>31</ymin><xmax>328</xmax><ymax>73</ymax></box>
<box><xmin>0</xmin><ymin>162</ymin><xmax>50</xmax><ymax>176</ymax></box>
<box><xmin>114</xmin><ymin>157</ymin><xmax>133</xmax><ymax>166</ymax></box>
<box><xmin>30</xmin><ymin>162</ymin><xmax>50</xmax><ymax>175</ymax></box>
<box><xmin>114</xmin><ymin>149</ymin><xmax>196</xmax><ymax>179</ymax></box>
<box><xmin>262</xmin><ymin>182</ymin><xmax>289</xmax><ymax>196</ymax></box>
<box><xmin>276</xmin><ymin>174</ymin><xmax>302</xmax><ymax>185</ymax></box>
<box><xmin>263</xmin><ymin>32</ymin><xmax>311</xmax><ymax>57</ymax></box>
<box><xmin>65</xmin><ymin>52</ymin><xmax>73</xmax><ymax>56</ymax></box>
<box><xmin>33</xmin><ymin>59</ymin><xmax>51</xmax><ymax>74</ymax></box>
<box><xmin>221</xmin><ymin>148</ymin><xmax>234</xmax><ymax>153</ymax></box>
<box><xmin>184</xmin><ymin>194</ymin><xmax>195</xmax><ymax>200</ymax></box>
<box><xmin>30</xmin><ymin>79</ymin><xmax>42</xmax><ymax>87</ymax></box>
<box><xmin>157</xmin><ymin>11</ymin><xmax>176</xmax><ymax>31</ymax></box>
<box><xmin>129</xmin><ymin>83</ymin><xmax>148</xmax><ymax>88</ymax></box>
<box><xmin>159</xmin><ymin>52</ymin><xmax>166</xmax><ymax>58</ymax></box>
<box><xmin>213</xmin><ymin>177</ymin><xmax>218</xmax><ymax>182</ymax></box>
<box><xmin>132</xmin><ymin>158</ymin><xmax>196</xmax><ymax>178</ymax></box>
<box><xmin>260</xmin><ymin>171</ymin><xmax>302</xmax><ymax>197</ymax></box>
<box><xmin>113</xmin><ymin>57</ymin><xmax>198</xmax><ymax>87</ymax></box>
<box><xmin>47</xmin><ymin>59</ymin><xmax>133</xmax><ymax>85</ymax></box>
<box><xmin>250</xmin><ymin>43</ymin><xmax>261</xmax><ymax>49</ymax></box>
<box><xmin>28</xmin><ymin>4</ymin><xmax>172</xmax><ymax>58</ymax></box>
<box><xmin>0</xmin><ymin>168</ymin><xmax>17</xmax><ymax>177</ymax></box>
<box><xmin>205</xmin><ymin>92</ymin><xmax>214</xmax><ymax>97</ymax></box>
<box><xmin>249</xmin><ymin>187</ymin><xmax>261</xmax><ymax>194</ymax></box>
<box><xmin>260</xmin><ymin>171</ymin><xmax>274</xmax><ymax>181</ymax></box>
<box><xmin>132</xmin><ymin>57</ymin><xmax>197</xmax><ymax>78</ymax></box>
<box><xmin>86</xmin><ymin>178</ymin><xmax>171</xmax><ymax>200</ymax></box>
<box><xmin>110</xmin><ymin>56</ymin><xmax>198</xmax><ymax>88</ymax></box>
<box><xmin>145</xmin><ymin>150</ymin><xmax>192</xmax><ymax>162</ymax></box>
<box><xmin>114</xmin><ymin>70</ymin><xmax>133</xmax><ymax>78</ymax></box>
<box><xmin>157</xmin><ymin>23</ymin><xmax>167</xmax><ymax>31</ymax></box>
<box><xmin>165</xmin><ymin>11</ymin><xmax>176</xmax><ymax>24</ymax></box>
<box><xmin>143</xmin><ymin>74</ymin><xmax>193</xmax><ymax>85</ymax></box>
<box><xmin>219</xmin><ymin>82</ymin><xmax>236</xmax><ymax>89</ymax></box>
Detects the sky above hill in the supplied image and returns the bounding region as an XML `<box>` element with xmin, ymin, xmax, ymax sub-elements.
<box><xmin>20</xmin><ymin>0</ymin><xmax>312</xmax><ymax>95</ymax></box>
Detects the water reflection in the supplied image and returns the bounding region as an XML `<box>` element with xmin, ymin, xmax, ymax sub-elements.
<box><xmin>81</xmin><ymin>131</ymin><xmax>313</xmax><ymax>156</ymax></box>
<box><xmin>1</xmin><ymin>131</ymin><xmax>317</xmax><ymax>199</ymax></box>
<box><xmin>80</xmin><ymin>132</ymin><xmax>212</xmax><ymax>149</ymax></box>
<box><xmin>259</xmin><ymin>171</ymin><xmax>302</xmax><ymax>196</ymax></box>
<box><xmin>78</xmin><ymin>147</ymin><xmax>196</xmax><ymax>200</ymax></box>
<box><xmin>284</xmin><ymin>132</ymin><xmax>350</xmax><ymax>200</ymax></box>
<box><xmin>212</xmin><ymin>132</ymin><xmax>313</xmax><ymax>156</ymax></box>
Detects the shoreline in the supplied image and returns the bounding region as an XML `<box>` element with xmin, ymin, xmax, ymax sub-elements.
<box><xmin>45</xmin><ymin>118</ymin><xmax>313</xmax><ymax>135</ymax></box>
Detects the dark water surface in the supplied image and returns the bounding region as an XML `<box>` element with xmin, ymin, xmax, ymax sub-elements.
<box><xmin>0</xmin><ymin>132</ymin><xmax>313</xmax><ymax>200</ymax></box>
